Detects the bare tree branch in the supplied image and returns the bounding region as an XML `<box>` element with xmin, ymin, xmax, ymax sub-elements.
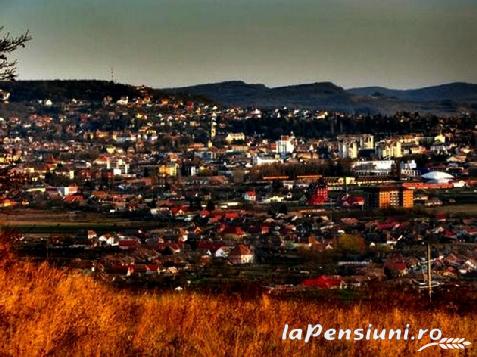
<box><xmin>0</xmin><ymin>26</ymin><xmax>31</xmax><ymax>81</ymax></box>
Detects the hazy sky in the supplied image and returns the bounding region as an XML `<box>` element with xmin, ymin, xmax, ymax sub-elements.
<box><xmin>1</xmin><ymin>0</ymin><xmax>477</xmax><ymax>89</ymax></box>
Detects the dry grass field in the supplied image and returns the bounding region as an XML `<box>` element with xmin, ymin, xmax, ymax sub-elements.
<box><xmin>1</xmin><ymin>262</ymin><xmax>476</xmax><ymax>356</ymax></box>
<box><xmin>0</xmin><ymin>233</ymin><xmax>475</xmax><ymax>356</ymax></box>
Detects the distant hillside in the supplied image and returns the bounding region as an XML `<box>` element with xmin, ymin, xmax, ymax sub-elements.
<box><xmin>348</xmin><ymin>82</ymin><xmax>477</xmax><ymax>102</ymax></box>
<box><xmin>0</xmin><ymin>80</ymin><xmax>147</xmax><ymax>102</ymax></box>
<box><xmin>167</xmin><ymin>81</ymin><xmax>356</xmax><ymax>111</ymax></box>
<box><xmin>166</xmin><ymin>81</ymin><xmax>477</xmax><ymax>114</ymax></box>
<box><xmin>2</xmin><ymin>80</ymin><xmax>476</xmax><ymax>114</ymax></box>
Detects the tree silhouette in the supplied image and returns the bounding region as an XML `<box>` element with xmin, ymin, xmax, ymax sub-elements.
<box><xmin>0</xmin><ymin>26</ymin><xmax>31</xmax><ymax>81</ymax></box>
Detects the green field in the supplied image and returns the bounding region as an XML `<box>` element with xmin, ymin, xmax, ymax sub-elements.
<box><xmin>0</xmin><ymin>209</ymin><xmax>169</xmax><ymax>233</ymax></box>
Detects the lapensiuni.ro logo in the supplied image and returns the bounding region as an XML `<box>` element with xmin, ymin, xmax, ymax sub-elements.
<box><xmin>281</xmin><ymin>324</ymin><xmax>471</xmax><ymax>352</ymax></box>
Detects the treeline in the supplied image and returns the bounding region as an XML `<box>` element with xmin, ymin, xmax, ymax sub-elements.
<box><xmin>0</xmin><ymin>80</ymin><xmax>214</xmax><ymax>104</ymax></box>
<box><xmin>0</xmin><ymin>80</ymin><xmax>143</xmax><ymax>102</ymax></box>
<box><xmin>229</xmin><ymin>113</ymin><xmax>477</xmax><ymax>140</ymax></box>
<box><xmin>249</xmin><ymin>161</ymin><xmax>352</xmax><ymax>180</ymax></box>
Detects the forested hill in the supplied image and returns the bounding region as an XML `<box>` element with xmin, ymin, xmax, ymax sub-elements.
<box><xmin>165</xmin><ymin>81</ymin><xmax>477</xmax><ymax>114</ymax></box>
<box><xmin>0</xmin><ymin>80</ymin><xmax>155</xmax><ymax>102</ymax></box>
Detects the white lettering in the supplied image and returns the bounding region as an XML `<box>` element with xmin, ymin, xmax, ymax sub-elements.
<box><xmin>365</xmin><ymin>324</ymin><xmax>373</xmax><ymax>340</ymax></box>
<box><xmin>354</xmin><ymin>329</ymin><xmax>364</xmax><ymax>341</ymax></box>
<box><xmin>338</xmin><ymin>329</ymin><xmax>352</xmax><ymax>340</ymax></box>
<box><xmin>324</xmin><ymin>329</ymin><xmax>336</xmax><ymax>340</ymax></box>
<box><xmin>417</xmin><ymin>329</ymin><xmax>428</xmax><ymax>340</ymax></box>
<box><xmin>388</xmin><ymin>329</ymin><xmax>401</xmax><ymax>340</ymax></box>
<box><xmin>304</xmin><ymin>324</ymin><xmax>322</xmax><ymax>343</ymax></box>
<box><xmin>289</xmin><ymin>328</ymin><xmax>303</xmax><ymax>340</ymax></box>
<box><xmin>282</xmin><ymin>324</ymin><xmax>289</xmax><ymax>340</ymax></box>
<box><xmin>373</xmin><ymin>329</ymin><xmax>387</xmax><ymax>340</ymax></box>
<box><xmin>429</xmin><ymin>329</ymin><xmax>442</xmax><ymax>341</ymax></box>
<box><xmin>403</xmin><ymin>324</ymin><xmax>410</xmax><ymax>340</ymax></box>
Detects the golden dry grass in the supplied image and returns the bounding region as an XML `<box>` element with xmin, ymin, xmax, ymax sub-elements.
<box><xmin>0</xmin><ymin>259</ymin><xmax>475</xmax><ymax>357</ymax></box>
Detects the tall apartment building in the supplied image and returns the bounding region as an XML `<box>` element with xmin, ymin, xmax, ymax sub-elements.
<box><xmin>308</xmin><ymin>180</ymin><xmax>329</xmax><ymax>205</ymax></box>
<box><xmin>276</xmin><ymin>134</ymin><xmax>296</xmax><ymax>155</ymax></box>
<box><xmin>366</xmin><ymin>186</ymin><xmax>413</xmax><ymax>209</ymax></box>
<box><xmin>210</xmin><ymin>118</ymin><xmax>217</xmax><ymax>139</ymax></box>
<box><xmin>375</xmin><ymin>139</ymin><xmax>402</xmax><ymax>159</ymax></box>
<box><xmin>337</xmin><ymin>134</ymin><xmax>374</xmax><ymax>159</ymax></box>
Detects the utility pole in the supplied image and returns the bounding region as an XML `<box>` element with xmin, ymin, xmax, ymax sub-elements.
<box><xmin>427</xmin><ymin>242</ymin><xmax>432</xmax><ymax>302</ymax></box>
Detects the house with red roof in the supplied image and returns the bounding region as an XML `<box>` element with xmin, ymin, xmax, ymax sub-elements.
<box><xmin>384</xmin><ymin>254</ymin><xmax>408</xmax><ymax>277</ymax></box>
<box><xmin>0</xmin><ymin>198</ymin><xmax>16</xmax><ymax>208</ymax></box>
<box><xmin>119</xmin><ymin>239</ymin><xmax>140</xmax><ymax>251</ymax></box>
<box><xmin>340</xmin><ymin>194</ymin><xmax>365</xmax><ymax>207</ymax></box>
<box><xmin>302</xmin><ymin>275</ymin><xmax>344</xmax><ymax>289</ymax></box>
<box><xmin>228</xmin><ymin>244</ymin><xmax>254</xmax><ymax>265</ymax></box>
<box><xmin>63</xmin><ymin>194</ymin><xmax>86</xmax><ymax>204</ymax></box>
<box><xmin>199</xmin><ymin>209</ymin><xmax>211</xmax><ymax>218</ymax></box>
<box><xmin>224</xmin><ymin>211</ymin><xmax>240</xmax><ymax>220</ymax></box>
<box><xmin>170</xmin><ymin>205</ymin><xmax>187</xmax><ymax>217</ymax></box>
<box><xmin>220</xmin><ymin>224</ymin><xmax>246</xmax><ymax>239</ymax></box>
<box><xmin>244</xmin><ymin>190</ymin><xmax>257</xmax><ymax>202</ymax></box>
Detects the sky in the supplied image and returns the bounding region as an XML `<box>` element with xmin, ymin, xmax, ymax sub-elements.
<box><xmin>1</xmin><ymin>0</ymin><xmax>477</xmax><ymax>89</ymax></box>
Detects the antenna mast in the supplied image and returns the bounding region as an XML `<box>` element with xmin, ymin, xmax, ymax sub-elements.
<box><xmin>427</xmin><ymin>242</ymin><xmax>432</xmax><ymax>302</ymax></box>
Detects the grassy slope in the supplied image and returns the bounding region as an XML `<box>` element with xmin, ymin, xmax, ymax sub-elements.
<box><xmin>0</xmin><ymin>258</ymin><xmax>476</xmax><ymax>357</ymax></box>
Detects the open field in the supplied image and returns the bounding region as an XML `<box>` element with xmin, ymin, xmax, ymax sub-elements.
<box><xmin>4</xmin><ymin>203</ymin><xmax>477</xmax><ymax>231</ymax></box>
<box><xmin>425</xmin><ymin>204</ymin><xmax>477</xmax><ymax>215</ymax></box>
<box><xmin>0</xmin><ymin>209</ymin><xmax>168</xmax><ymax>233</ymax></box>
<box><xmin>0</xmin><ymin>209</ymin><xmax>128</xmax><ymax>225</ymax></box>
<box><xmin>0</xmin><ymin>252</ymin><xmax>475</xmax><ymax>356</ymax></box>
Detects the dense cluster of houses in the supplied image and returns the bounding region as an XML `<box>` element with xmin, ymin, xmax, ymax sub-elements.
<box><xmin>2</xmin><ymin>86</ymin><xmax>477</xmax><ymax>291</ymax></box>
<box><xmin>13</xmin><ymin>209</ymin><xmax>477</xmax><ymax>291</ymax></box>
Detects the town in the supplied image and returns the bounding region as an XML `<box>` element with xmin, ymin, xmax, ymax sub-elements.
<box><xmin>1</xmin><ymin>82</ymin><xmax>477</xmax><ymax>297</ymax></box>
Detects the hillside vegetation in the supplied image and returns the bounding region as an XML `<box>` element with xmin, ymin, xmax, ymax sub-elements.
<box><xmin>165</xmin><ymin>80</ymin><xmax>477</xmax><ymax>114</ymax></box>
<box><xmin>0</xmin><ymin>229</ymin><xmax>475</xmax><ymax>357</ymax></box>
<box><xmin>0</xmin><ymin>258</ymin><xmax>475</xmax><ymax>356</ymax></box>
<box><xmin>0</xmin><ymin>80</ymin><xmax>142</xmax><ymax>102</ymax></box>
